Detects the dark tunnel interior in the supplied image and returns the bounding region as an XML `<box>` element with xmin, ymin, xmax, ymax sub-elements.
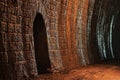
<box><xmin>113</xmin><ymin>13</ymin><xmax>120</xmax><ymax>60</ymax></box>
<box><xmin>33</xmin><ymin>13</ymin><xmax>51</xmax><ymax>74</ymax></box>
<box><xmin>89</xmin><ymin>0</ymin><xmax>120</xmax><ymax>64</ymax></box>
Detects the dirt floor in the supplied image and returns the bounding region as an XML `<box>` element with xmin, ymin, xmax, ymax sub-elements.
<box><xmin>34</xmin><ymin>63</ymin><xmax>120</xmax><ymax>80</ymax></box>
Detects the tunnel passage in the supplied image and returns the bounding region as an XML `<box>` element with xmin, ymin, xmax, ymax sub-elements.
<box><xmin>112</xmin><ymin>12</ymin><xmax>120</xmax><ymax>59</ymax></box>
<box><xmin>33</xmin><ymin>13</ymin><xmax>51</xmax><ymax>74</ymax></box>
<box><xmin>88</xmin><ymin>0</ymin><xmax>120</xmax><ymax>63</ymax></box>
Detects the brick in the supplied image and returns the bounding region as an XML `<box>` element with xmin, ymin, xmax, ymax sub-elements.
<box><xmin>49</xmin><ymin>37</ymin><xmax>57</xmax><ymax>43</ymax></box>
<box><xmin>14</xmin><ymin>24</ymin><xmax>22</xmax><ymax>33</ymax></box>
<box><xmin>8</xmin><ymin>33</ymin><xmax>22</xmax><ymax>42</ymax></box>
<box><xmin>1</xmin><ymin>22</ymin><xmax>7</xmax><ymax>32</ymax></box>
<box><xmin>9</xmin><ymin>42</ymin><xmax>23</xmax><ymax>51</ymax></box>
<box><xmin>49</xmin><ymin>44</ymin><xmax>59</xmax><ymax>50</ymax></box>
<box><xmin>8</xmin><ymin>23</ymin><xmax>15</xmax><ymax>32</ymax></box>
<box><xmin>15</xmin><ymin>51</ymin><xmax>25</xmax><ymax>62</ymax></box>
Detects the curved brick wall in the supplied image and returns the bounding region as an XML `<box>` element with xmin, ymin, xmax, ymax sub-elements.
<box><xmin>0</xmin><ymin>0</ymin><xmax>94</xmax><ymax>80</ymax></box>
<box><xmin>1</xmin><ymin>0</ymin><xmax>120</xmax><ymax>80</ymax></box>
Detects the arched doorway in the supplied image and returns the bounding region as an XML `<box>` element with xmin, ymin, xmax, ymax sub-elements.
<box><xmin>33</xmin><ymin>13</ymin><xmax>51</xmax><ymax>74</ymax></box>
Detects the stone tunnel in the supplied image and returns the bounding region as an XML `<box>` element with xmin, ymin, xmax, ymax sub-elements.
<box><xmin>0</xmin><ymin>0</ymin><xmax>120</xmax><ymax>80</ymax></box>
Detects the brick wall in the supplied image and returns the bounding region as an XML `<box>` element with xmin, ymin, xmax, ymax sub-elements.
<box><xmin>0</xmin><ymin>0</ymin><xmax>95</xmax><ymax>80</ymax></box>
<box><xmin>35</xmin><ymin>0</ymin><xmax>63</xmax><ymax>71</ymax></box>
<box><xmin>0</xmin><ymin>0</ymin><xmax>37</xmax><ymax>80</ymax></box>
<box><xmin>76</xmin><ymin>0</ymin><xmax>90</xmax><ymax>66</ymax></box>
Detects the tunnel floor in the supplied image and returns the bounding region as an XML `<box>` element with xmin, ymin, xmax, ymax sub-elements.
<box><xmin>34</xmin><ymin>63</ymin><xmax>120</xmax><ymax>80</ymax></box>
<box><xmin>65</xmin><ymin>64</ymin><xmax>120</xmax><ymax>80</ymax></box>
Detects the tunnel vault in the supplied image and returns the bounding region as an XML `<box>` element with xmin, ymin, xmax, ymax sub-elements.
<box><xmin>1</xmin><ymin>0</ymin><xmax>120</xmax><ymax>80</ymax></box>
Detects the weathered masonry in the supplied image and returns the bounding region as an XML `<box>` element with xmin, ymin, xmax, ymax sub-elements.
<box><xmin>0</xmin><ymin>0</ymin><xmax>120</xmax><ymax>80</ymax></box>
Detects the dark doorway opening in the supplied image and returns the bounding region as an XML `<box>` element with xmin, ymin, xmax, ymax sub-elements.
<box><xmin>33</xmin><ymin>13</ymin><xmax>51</xmax><ymax>74</ymax></box>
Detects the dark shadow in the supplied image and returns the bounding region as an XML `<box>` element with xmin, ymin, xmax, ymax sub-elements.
<box><xmin>113</xmin><ymin>13</ymin><xmax>120</xmax><ymax>60</ymax></box>
<box><xmin>88</xmin><ymin>0</ymin><xmax>101</xmax><ymax>64</ymax></box>
<box><xmin>88</xmin><ymin>0</ymin><xmax>120</xmax><ymax>65</ymax></box>
<box><xmin>33</xmin><ymin>13</ymin><xmax>51</xmax><ymax>74</ymax></box>
<box><xmin>11</xmin><ymin>0</ymin><xmax>18</xmax><ymax>7</ymax></box>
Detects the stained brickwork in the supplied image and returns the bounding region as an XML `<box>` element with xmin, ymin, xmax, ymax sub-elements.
<box><xmin>0</xmin><ymin>0</ymin><xmax>37</xmax><ymax>80</ymax></box>
<box><xmin>76</xmin><ymin>0</ymin><xmax>90</xmax><ymax>65</ymax></box>
<box><xmin>0</xmin><ymin>0</ymin><xmax>95</xmax><ymax>80</ymax></box>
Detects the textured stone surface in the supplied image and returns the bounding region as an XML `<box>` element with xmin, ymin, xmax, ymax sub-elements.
<box><xmin>0</xmin><ymin>0</ymin><xmax>120</xmax><ymax>80</ymax></box>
